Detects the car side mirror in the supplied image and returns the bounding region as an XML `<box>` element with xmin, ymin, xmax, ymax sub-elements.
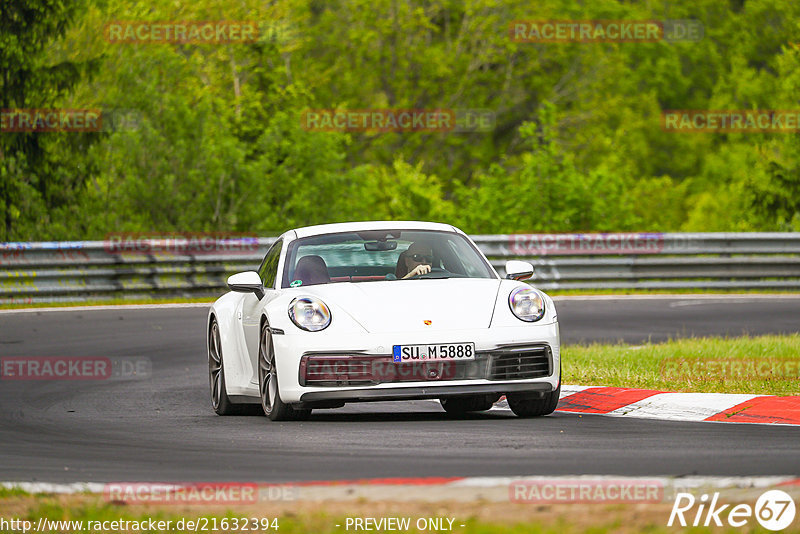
<box><xmin>227</xmin><ymin>271</ymin><xmax>265</xmax><ymax>300</ymax></box>
<box><xmin>505</xmin><ymin>260</ymin><xmax>534</xmax><ymax>281</ymax></box>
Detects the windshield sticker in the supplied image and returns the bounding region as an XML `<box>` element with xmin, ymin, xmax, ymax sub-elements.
<box><xmin>290</xmin><ymin>279</ymin><xmax>303</xmax><ymax>287</ymax></box>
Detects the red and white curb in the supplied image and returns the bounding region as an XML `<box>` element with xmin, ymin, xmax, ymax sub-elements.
<box><xmin>3</xmin><ymin>476</ymin><xmax>800</xmax><ymax>503</ymax></box>
<box><xmin>491</xmin><ymin>386</ymin><xmax>800</xmax><ymax>425</ymax></box>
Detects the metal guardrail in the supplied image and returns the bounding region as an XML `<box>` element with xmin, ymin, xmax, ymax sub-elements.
<box><xmin>1</xmin><ymin>233</ymin><xmax>800</xmax><ymax>303</ymax></box>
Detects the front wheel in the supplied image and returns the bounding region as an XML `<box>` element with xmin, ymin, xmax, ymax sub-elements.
<box><xmin>507</xmin><ymin>383</ymin><xmax>560</xmax><ymax>417</ymax></box>
<box><xmin>258</xmin><ymin>323</ymin><xmax>311</xmax><ymax>421</ymax></box>
<box><xmin>208</xmin><ymin>319</ymin><xmax>245</xmax><ymax>415</ymax></box>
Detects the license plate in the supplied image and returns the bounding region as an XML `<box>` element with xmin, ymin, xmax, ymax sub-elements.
<box><xmin>392</xmin><ymin>343</ymin><xmax>475</xmax><ymax>363</ymax></box>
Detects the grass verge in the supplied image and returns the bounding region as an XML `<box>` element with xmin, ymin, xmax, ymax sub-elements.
<box><xmin>563</xmin><ymin>334</ymin><xmax>800</xmax><ymax>395</ymax></box>
<box><xmin>3</xmin><ymin>492</ymin><xmax>792</xmax><ymax>534</ymax></box>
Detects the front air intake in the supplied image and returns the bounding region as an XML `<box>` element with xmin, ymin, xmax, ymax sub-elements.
<box><xmin>489</xmin><ymin>345</ymin><xmax>552</xmax><ymax>380</ymax></box>
<box><xmin>299</xmin><ymin>354</ymin><xmax>481</xmax><ymax>386</ymax></box>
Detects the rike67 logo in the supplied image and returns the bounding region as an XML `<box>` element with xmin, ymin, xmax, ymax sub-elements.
<box><xmin>668</xmin><ymin>490</ymin><xmax>796</xmax><ymax>531</ymax></box>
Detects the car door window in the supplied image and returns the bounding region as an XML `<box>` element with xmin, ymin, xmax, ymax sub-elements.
<box><xmin>258</xmin><ymin>240</ymin><xmax>282</xmax><ymax>289</ymax></box>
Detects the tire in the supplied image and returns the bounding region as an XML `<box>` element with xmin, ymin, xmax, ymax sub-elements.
<box><xmin>208</xmin><ymin>318</ymin><xmax>247</xmax><ymax>415</ymax></box>
<box><xmin>507</xmin><ymin>383</ymin><xmax>561</xmax><ymax>417</ymax></box>
<box><xmin>258</xmin><ymin>323</ymin><xmax>311</xmax><ymax>421</ymax></box>
<box><xmin>440</xmin><ymin>394</ymin><xmax>498</xmax><ymax>415</ymax></box>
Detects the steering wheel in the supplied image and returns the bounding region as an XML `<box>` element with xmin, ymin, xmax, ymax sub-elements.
<box><xmin>412</xmin><ymin>266</ymin><xmax>447</xmax><ymax>279</ymax></box>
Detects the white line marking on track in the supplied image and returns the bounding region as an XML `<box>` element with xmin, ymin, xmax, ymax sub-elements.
<box><xmin>4</xmin><ymin>476</ymin><xmax>798</xmax><ymax>502</ymax></box>
<box><xmin>608</xmin><ymin>392</ymin><xmax>759</xmax><ymax>421</ymax></box>
<box><xmin>0</xmin><ymin>303</ymin><xmax>212</xmax><ymax>314</ymax></box>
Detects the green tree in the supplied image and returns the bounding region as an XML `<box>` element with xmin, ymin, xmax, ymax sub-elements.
<box><xmin>456</xmin><ymin>102</ymin><xmax>639</xmax><ymax>233</ymax></box>
<box><xmin>0</xmin><ymin>0</ymin><xmax>101</xmax><ymax>240</ymax></box>
<box><xmin>14</xmin><ymin>0</ymin><xmax>800</xmax><ymax>238</ymax></box>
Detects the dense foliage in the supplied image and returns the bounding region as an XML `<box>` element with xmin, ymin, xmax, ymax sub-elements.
<box><xmin>2</xmin><ymin>0</ymin><xmax>800</xmax><ymax>240</ymax></box>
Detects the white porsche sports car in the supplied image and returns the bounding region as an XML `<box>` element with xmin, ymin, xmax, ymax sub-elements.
<box><xmin>207</xmin><ymin>221</ymin><xmax>561</xmax><ymax>420</ymax></box>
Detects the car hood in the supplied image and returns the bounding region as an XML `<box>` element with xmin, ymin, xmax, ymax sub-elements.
<box><xmin>305</xmin><ymin>278</ymin><xmax>502</xmax><ymax>333</ymax></box>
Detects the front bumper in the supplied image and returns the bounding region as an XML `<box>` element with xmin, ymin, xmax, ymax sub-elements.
<box><xmin>299</xmin><ymin>381</ymin><xmax>554</xmax><ymax>403</ymax></box>
<box><xmin>273</xmin><ymin>322</ymin><xmax>561</xmax><ymax>404</ymax></box>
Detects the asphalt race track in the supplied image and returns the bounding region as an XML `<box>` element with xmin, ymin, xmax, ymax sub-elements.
<box><xmin>1</xmin><ymin>296</ymin><xmax>799</xmax><ymax>482</ymax></box>
<box><xmin>555</xmin><ymin>295</ymin><xmax>800</xmax><ymax>344</ymax></box>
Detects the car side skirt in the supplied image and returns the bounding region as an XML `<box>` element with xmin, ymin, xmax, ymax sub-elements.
<box><xmin>228</xmin><ymin>395</ymin><xmax>261</xmax><ymax>404</ymax></box>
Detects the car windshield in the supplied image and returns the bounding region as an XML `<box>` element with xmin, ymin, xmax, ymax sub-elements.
<box><xmin>281</xmin><ymin>230</ymin><xmax>496</xmax><ymax>288</ymax></box>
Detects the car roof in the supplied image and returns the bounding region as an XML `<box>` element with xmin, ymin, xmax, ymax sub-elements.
<box><xmin>290</xmin><ymin>221</ymin><xmax>459</xmax><ymax>239</ymax></box>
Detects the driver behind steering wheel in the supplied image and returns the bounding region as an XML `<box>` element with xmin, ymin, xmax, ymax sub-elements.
<box><xmin>396</xmin><ymin>242</ymin><xmax>434</xmax><ymax>279</ymax></box>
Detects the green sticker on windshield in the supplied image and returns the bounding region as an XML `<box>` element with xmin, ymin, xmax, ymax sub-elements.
<box><xmin>290</xmin><ymin>279</ymin><xmax>302</xmax><ymax>287</ymax></box>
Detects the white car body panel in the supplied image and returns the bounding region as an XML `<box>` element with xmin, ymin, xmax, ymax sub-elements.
<box><xmin>291</xmin><ymin>279</ymin><xmax>500</xmax><ymax>333</ymax></box>
<box><xmin>207</xmin><ymin>221</ymin><xmax>560</xmax><ymax>407</ymax></box>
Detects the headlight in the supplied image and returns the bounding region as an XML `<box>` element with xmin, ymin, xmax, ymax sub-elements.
<box><xmin>508</xmin><ymin>287</ymin><xmax>545</xmax><ymax>322</ymax></box>
<box><xmin>288</xmin><ymin>296</ymin><xmax>331</xmax><ymax>331</ymax></box>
